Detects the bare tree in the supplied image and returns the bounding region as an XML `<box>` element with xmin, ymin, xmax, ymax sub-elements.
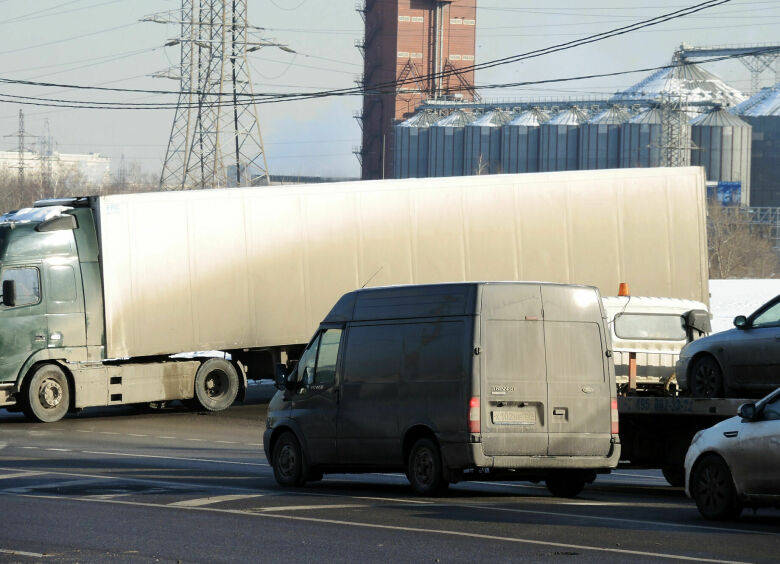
<box><xmin>708</xmin><ymin>203</ymin><xmax>779</xmax><ymax>279</ymax></box>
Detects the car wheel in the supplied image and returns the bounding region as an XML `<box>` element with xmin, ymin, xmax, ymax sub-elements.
<box><xmin>691</xmin><ymin>454</ymin><xmax>743</xmax><ymax>520</ymax></box>
<box><xmin>689</xmin><ymin>356</ymin><xmax>725</xmax><ymax>398</ymax></box>
<box><xmin>662</xmin><ymin>465</ymin><xmax>685</xmax><ymax>488</ymax></box>
<box><xmin>192</xmin><ymin>358</ymin><xmax>240</xmax><ymax>412</ymax></box>
<box><xmin>272</xmin><ymin>432</ymin><xmax>307</xmax><ymax>487</ymax></box>
<box><xmin>23</xmin><ymin>364</ymin><xmax>71</xmax><ymax>423</ymax></box>
<box><xmin>545</xmin><ymin>472</ymin><xmax>586</xmax><ymax>498</ymax></box>
<box><xmin>407</xmin><ymin>438</ymin><xmax>449</xmax><ymax>496</ymax></box>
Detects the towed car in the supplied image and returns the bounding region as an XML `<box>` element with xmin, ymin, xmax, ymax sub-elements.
<box><xmin>684</xmin><ymin>387</ymin><xmax>780</xmax><ymax>520</ymax></box>
<box><xmin>677</xmin><ymin>294</ymin><xmax>780</xmax><ymax>398</ymax></box>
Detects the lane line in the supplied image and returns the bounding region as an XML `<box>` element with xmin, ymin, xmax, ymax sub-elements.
<box><xmin>156</xmin><ymin>436</ymin><xmax>176</xmax><ymax>439</ymax></box>
<box><xmin>215</xmin><ymin>441</ymin><xmax>237</xmax><ymax>444</ymax></box>
<box><xmin>45</xmin><ymin>448</ymin><xmax>71</xmax><ymax>452</ymax></box>
<box><xmin>6</xmin><ymin>493</ymin><xmax>755</xmax><ymax>564</ymax></box>
<box><xmin>0</xmin><ymin>547</ymin><xmax>47</xmax><ymax>558</ymax></box>
<box><xmin>0</xmin><ymin>471</ymin><xmax>46</xmax><ymax>480</ymax></box>
<box><xmin>169</xmin><ymin>494</ymin><xmax>265</xmax><ymax>507</ymax></box>
<box><xmin>80</xmin><ymin>450</ymin><xmax>268</xmax><ymax>467</ymax></box>
<box><xmin>256</xmin><ymin>504</ymin><xmax>365</xmax><ymax>513</ymax></box>
<box><xmin>128</xmin><ymin>434</ymin><xmax>148</xmax><ymax>437</ymax></box>
<box><xmin>99</xmin><ymin>432</ymin><xmax>120</xmax><ymax>435</ymax></box>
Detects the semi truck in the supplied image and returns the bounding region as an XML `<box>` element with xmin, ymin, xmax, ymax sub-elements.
<box><xmin>0</xmin><ymin>167</ymin><xmax>710</xmax><ymax>423</ymax></box>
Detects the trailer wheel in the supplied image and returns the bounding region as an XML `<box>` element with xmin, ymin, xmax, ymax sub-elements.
<box><xmin>23</xmin><ymin>364</ymin><xmax>70</xmax><ymax>423</ymax></box>
<box><xmin>192</xmin><ymin>358</ymin><xmax>239</xmax><ymax>412</ymax></box>
<box><xmin>689</xmin><ymin>356</ymin><xmax>724</xmax><ymax>398</ymax></box>
<box><xmin>272</xmin><ymin>431</ymin><xmax>307</xmax><ymax>487</ymax></box>
<box><xmin>545</xmin><ymin>472</ymin><xmax>586</xmax><ymax>498</ymax></box>
<box><xmin>407</xmin><ymin>438</ymin><xmax>449</xmax><ymax>496</ymax></box>
<box><xmin>691</xmin><ymin>454</ymin><xmax>743</xmax><ymax>520</ymax></box>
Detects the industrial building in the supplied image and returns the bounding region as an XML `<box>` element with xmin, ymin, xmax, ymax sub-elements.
<box><xmin>0</xmin><ymin>151</ymin><xmax>111</xmax><ymax>187</ymax></box>
<box><xmin>392</xmin><ymin>61</ymin><xmax>780</xmax><ymax>209</ymax></box>
<box><xmin>356</xmin><ymin>0</ymin><xmax>477</xmax><ymax>181</ymax></box>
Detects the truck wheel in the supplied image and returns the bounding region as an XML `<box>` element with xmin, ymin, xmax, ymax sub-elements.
<box><xmin>407</xmin><ymin>438</ymin><xmax>449</xmax><ymax>496</ymax></box>
<box><xmin>545</xmin><ymin>472</ymin><xmax>586</xmax><ymax>498</ymax></box>
<box><xmin>272</xmin><ymin>431</ymin><xmax>307</xmax><ymax>487</ymax></box>
<box><xmin>192</xmin><ymin>359</ymin><xmax>239</xmax><ymax>412</ymax></box>
<box><xmin>662</xmin><ymin>465</ymin><xmax>685</xmax><ymax>487</ymax></box>
<box><xmin>689</xmin><ymin>356</ymin><xmax>724</xmax><ymax>398</ymax></box>
<box><xmin>23</xmin><ymin>364</ymin><xmax>70</xmax><ymax>423</ymax></box>
<box><xmin>691</xmin><ymin>454</ymin><xmax>743</xmax><ymax>520</ymax></box>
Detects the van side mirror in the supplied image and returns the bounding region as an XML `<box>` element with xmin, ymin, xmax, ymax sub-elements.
<box><xmin>733</xmin><ymin>315</ymin><xmax>748</xmax><ymax>329</ymax></box>
<box><xmin>738</xmin><ymin>402</ymin><xmax>756</xmax><ymax>420</ymax></box>
<box><xmin>2</xmin><ymin>279</ymin><xmax>15</xmax><ymax>307</ymax></box>
<box><xmin>274</xmin><ymin>363</ymin><xmax>287</xmax><ymax>390</ymax></box>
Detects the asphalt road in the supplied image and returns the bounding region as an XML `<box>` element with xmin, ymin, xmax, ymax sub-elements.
<box><xmin>1</xmin><ymin>383</ymin><xmax>778</xmax><ymax>564</ymax></box>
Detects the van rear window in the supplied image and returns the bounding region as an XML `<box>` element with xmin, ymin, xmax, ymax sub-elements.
<box><xmin>614</xmin><ymin>313</ymin><xmax>686</xmax><ymax>341</ymax></box>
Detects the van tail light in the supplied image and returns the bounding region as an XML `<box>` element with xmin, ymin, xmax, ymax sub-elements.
<box><xmin>611</xmin><ymin>398</ymin><xmax>619</xmax><ymax>435</ymax></box>
<box><xmin>468</xmin><ymin>396</ymin><xmax>481</xmax><ymax>433</ymax></box>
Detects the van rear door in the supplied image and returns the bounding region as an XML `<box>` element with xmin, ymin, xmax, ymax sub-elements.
<box><xmin>479</xmin><ymin>284</ymin><xmax>548</xmax><ymax>456</ymax></box>
<box><xmin>542</xmin><ymin>285</ymin><xmax>612</xmax><ymax>457</ymax></box>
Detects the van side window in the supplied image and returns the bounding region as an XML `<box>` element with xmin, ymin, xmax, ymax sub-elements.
<box><xmin>1</xmin><ymin>267</ymin><xmax>41</xmax><ymax>307</ymax></box>
<box><xmin>403</xmin><ymin>321</ymin><xmax>464</xmax><ymax>381</ymax></box>
<box><xmin>344</xmin><ymin>325</ymin><xmax>401</xmax><ymax>383</ymax></box>
<box><xmin>297</xmin><ymin>333</ymin><xmax>321</xmax><ymax>387</ymax></box>
<box><xmin>314</xmin><ymin>329</ymin><xmax>342</xmax><ymax>387</ymax></box>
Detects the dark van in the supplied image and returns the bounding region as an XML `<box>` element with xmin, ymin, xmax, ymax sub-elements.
<box><xmin>264</xmin><ymin>282</ymin><xmax>620</xmax><ymax>496</ymax></box>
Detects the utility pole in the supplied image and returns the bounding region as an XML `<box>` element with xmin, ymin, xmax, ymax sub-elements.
<box><xmin>38</xmin><ymin>119</ymin><xmax>56</xmax><ymax>198</ymax></box>
<box><xmin>3</xmin><ymin>109</ymin><xmax>36</xmax><ymax>197</ymax></box>
<box><xmin>150</xmin><ymin>0</ymin><xmax>275</xmax><ymax>189</ymax></box>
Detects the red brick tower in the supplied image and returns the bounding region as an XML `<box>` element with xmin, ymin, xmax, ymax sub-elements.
<box><xmin>357</xmin><ymin>0</ymin><xmax>477</xmax><ymax>180</ymax></box>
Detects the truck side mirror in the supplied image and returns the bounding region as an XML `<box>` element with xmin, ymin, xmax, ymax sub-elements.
<box><xmin>2</xmin><ymin>279</ymin><xmax>15</xmax><ymax>307</ymax></box>
<box><xmin>733</xmin><ymin>315</ymin><xmax>748</xmax><ymax>329</ymax></box>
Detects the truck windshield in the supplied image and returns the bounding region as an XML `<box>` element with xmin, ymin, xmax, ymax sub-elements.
<box><xmin>614</xmin><ymin>313</ymin><xmax>686</xmax><ymax>341</ymax></box>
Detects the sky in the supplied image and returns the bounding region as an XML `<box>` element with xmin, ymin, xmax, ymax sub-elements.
<box><xmin>0</xmin><ymin>0</ymin><xmax>778</xmax><ymax>181</ymax></box>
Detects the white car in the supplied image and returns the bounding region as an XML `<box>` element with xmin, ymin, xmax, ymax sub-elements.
<box><xmin>684</xmin><ymin>387</ymin><xmax>780</xmax><ymax>520</ymax></box>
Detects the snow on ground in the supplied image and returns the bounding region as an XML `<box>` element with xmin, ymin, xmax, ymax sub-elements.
<box><xmin>709</xmin><ymin>279</ymin><xmax>780</xmax><ymax>333</ymax></box>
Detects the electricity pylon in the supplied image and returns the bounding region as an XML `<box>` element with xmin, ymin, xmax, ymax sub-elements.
<box><xmin>155</xmin><ymin>0</ymin><xmax>271</xmax><ymax>189</ymax></box>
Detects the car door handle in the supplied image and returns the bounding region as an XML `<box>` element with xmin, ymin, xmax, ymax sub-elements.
<box><xmin>723</xmin><ymin>431</ymin><xmax>738</xmax><ymax>438</ymax></box>
<box><xmin>553</xmin><ymin>408</ymin><xmax>567</xmax><ymax>416</ymax></box>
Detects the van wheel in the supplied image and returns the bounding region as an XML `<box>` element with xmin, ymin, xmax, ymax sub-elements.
<box><xmin>407</xmin><ymin>438</ymin><xmax>449</xmax><ymax>496</ymax></box>
<box><xmin>691</xmin><ymin>454</ymin><xmax>743</xmax><ymax>520</ymax></box>
<box><xmin>689</xmin><ymin>356</ymin><xmax>724</xmax><ymax>398</ymax></box>
<box><xmin>545</xmin><ymin>472</ymin><xmax>586</xmax><ymax>498</ymax></box>
<box><xmin>272</xmin><ymin>432</ymin><xmax>306</xmax><ymax>487</ymax></box>
<box><xmin>193</xmin><ymin>359</ymin><xmax>239</xmax><ymax>412</ymax></box>
<box><xmin>23</xmin><ymin>364</ymin><xmax>70</xmax><ymax>423</ymax></box>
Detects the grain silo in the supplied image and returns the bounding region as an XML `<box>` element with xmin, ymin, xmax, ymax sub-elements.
<box><xmin>464</xmin><ymin>109</ymin><xmax>511</xmax><ymax>175</ymax></box>
<box><xmin>690</xmin><ymin>106</ymin><xmax>752</xmax><ymax>206</ymax></box>
<box><xmin>500</xmin><ymin>108</ymin><xmax>548</xmax><ymax>174</ymax></box>
<box><xmin>428</xmin><ymin>110</ymin><xmax>475</xmax><ymax>177</ymax></box>
<box><xmin>393</xmin><ymin>111</ymin><xmax>439</xmax><ymax>179</ymax></box>
<box><xmin>733</xmin><ymin>84</ymin><xmax>780</xmax><ymax>207</ymax></box>
<box><xmin>620</xmin><ymin>107</ymin><xmax>664</xmax><ymax>168</ymax></box>
<box><xmin>579</xmin><ymin>105</ymin><xmax>631</xmax><ymax>170</ymax></box>
<box><xmin>539</xmin><ymin>107</ymin><xmax>588</xmax><ymax>172</ymax></box>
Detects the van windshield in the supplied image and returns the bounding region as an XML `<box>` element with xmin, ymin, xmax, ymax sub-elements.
<box><xmin>614</xmin><ymin>313</ymin><xmax>686</xmax><ymax>341</ymax></box>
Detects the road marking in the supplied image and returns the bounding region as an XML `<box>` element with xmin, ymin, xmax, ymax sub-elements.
<box><xmin>156</xmin><ymin>436</ymin><xmax>176</xmax><ymax>439</ymax></box>
<box><xmin>215</xmin><ymin>441</ymin><xmax>237</xmax><ymax>444</ymax></box>
<box><xmin>185</xmin><ymin>438</ymin><xmax>204</xmax><ymax>442</ymax></box>
<box><xmin>257</xmin><ymin>504</ymin><xmax>365</xmax><ymax>513</ymax></box>
<box><xmin>45</xmin><ymin>448</ymin><xmax>71</xmax><ymax>452</ymax></box>
<box><xmin>76</xmin><ymin>430</ymin><xmax>93</xmax><ymax>433</ymax></box>
<box><xmin>247</xmin><ymin>443</ymin><xmax>262</xmax><ymax>447</ymax></box>
<box><xmin>0</xmin><ymin>471</ymin><xmax>46</xmax><ymax>480</ymax></box>
<box><xmin>169</xmin><ymin>494</ymin><xmax>265</xmax><ymax>507</ymax></box>
<box><xmin>5</xmin><ymin>478</ymin><xmax>105</xmax><ymax>495</ymax></box>
<box><xmin>80</xmin><ymin>450</ymin><xmax>268</xmax><ymax>467</ymax></box>
<box><xmin>10</xmin><ymin>494</ymin><xmax>756</xmax><ymax>564</ymax></box>
<box><xmin>99</xmin><ymin>432</ymin><xmax>120</xmax><ymax>435</ymax></box>
<box><xmin>128</xmin><ymin>434</ymin><xmax>148</xmax><ymax>437</ymax></box>
<box><xmin>0</xmin><ymin>547</ymin><xmax>47</xmax><ymax>558</ymax></box>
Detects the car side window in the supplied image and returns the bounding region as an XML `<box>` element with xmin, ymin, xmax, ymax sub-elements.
<box><xmin>1</xmin><ymin>267</ymin><xmax>41</xmax><ymax>307</ymax></box>
<box><xmin>761</xmin><ymin>397</ymin><xmax>780</xmax><ymax>422</ymax></box>
<box><xmin>751</xmin><ymin>301</ymin><xmax>780</xmax><ymax>328</ymax></box>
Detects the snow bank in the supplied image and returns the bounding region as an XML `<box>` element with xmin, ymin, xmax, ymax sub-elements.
<box><xmin>709</xmin><ymin>279</ymin><xmax>780</xmax><ymax>333</ymax></box>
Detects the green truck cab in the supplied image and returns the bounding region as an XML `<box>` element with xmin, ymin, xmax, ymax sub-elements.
<box><xmin>0</xmin><ymin>200</ymin><xmax>240</xmax><ymax>422</ymax></box>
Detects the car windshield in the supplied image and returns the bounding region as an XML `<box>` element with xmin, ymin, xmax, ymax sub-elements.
<box><xmin>614</xmin><ymin>313</ymin><xmax>687</xmax><ymax>340</ymax></box>
<box><xmin>752</xmin><ymin>300</ymin><xmax>780</xmax><ymax>328</ymax></box>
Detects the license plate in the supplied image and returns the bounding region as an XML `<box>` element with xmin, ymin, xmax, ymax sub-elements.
<box><xmin>492</xmin><ymin>408</ymin><xmax>536</xmax><ymax>425</ymax></box>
